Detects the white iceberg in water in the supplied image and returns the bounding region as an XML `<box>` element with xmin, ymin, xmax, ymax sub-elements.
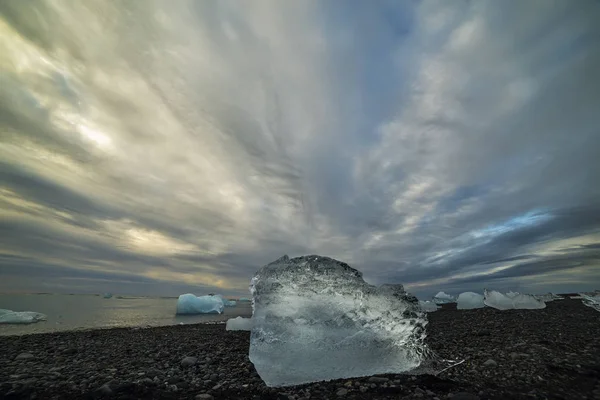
<box><xmin>483</xmin><ymin>289</ymin><xmax>545</xmax><ymax>310</ymax></box>
<box><xmin>433</xmin><ymin>291</ymin><xmax>456</xmax><ymax>304</ymax></box>
<box><xmin>226</xmin><ymin>316</ymin><xmax>253</xmax><ymax>331</ymax></box>
<box><xmin>419</xmin><ymin>300</ymin><xmax>440</xmax><ymax>312</ymax></box>
<box><xmin>176</xmin><ymin>294</ymin><xmax>224</xmax><ymax>314</ymax></box>
<box><xmin>456</xmin><ymin>292</ymin><xmax>485</xmax><ymax>310</ymax></box>
<box><xmin>0</xmin><ymin>309</ymin><xmax>47</xmax><ymax>324</ymax></box>
<box><xmin>249</xmin><ymin>255</ymin><xmax>431</xmax><ymax>387</ymax></box>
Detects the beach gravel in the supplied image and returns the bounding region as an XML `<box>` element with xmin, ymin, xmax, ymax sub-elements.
<box><xmin>0</xmin><ymin>298</ymin><xmax>598</xmax><ymax>399</ymax></box>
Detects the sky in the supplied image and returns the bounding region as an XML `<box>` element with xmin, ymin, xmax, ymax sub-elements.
<box><xmin>1</xmin><ymin>0</ymin><xmax>600</xmax><ymax>298</ymax></box>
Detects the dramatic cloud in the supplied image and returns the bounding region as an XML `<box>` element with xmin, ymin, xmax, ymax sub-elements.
<box><xmin>1</xmin><ymin>0</ymin><xmax>599</xmax><ymax>297</ymax></box>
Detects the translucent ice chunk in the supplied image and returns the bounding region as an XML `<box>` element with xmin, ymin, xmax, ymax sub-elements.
<box><xmin>419</xmin><ymin>300</ymin><xmax>440</xmax><ymax>312</ymax></box>
<box><xmin>249</xmin><ymin>255</ymin><xmax>431</xmax><ymax>387</ymax></box>
<box><xmin>456</xmin><ymin>292</ymin><xmax>485</xmax><ymax>310</ymax></box>
<box><xmin>176</xmin><ymin>294</ymin><xmax>224</xmax><ymax>314</ymax></box>
<box><xmin>226</xmin><ymin>316</ymin><xmax>253</xmax><ymax>331</ymax></box>
<box><xmin>579</xmin><ymin>293</ymin><xmax>600</xmax><ymax>312</ymax></box>
<box><xmin>433</xmin><ymin>291</ymin><xmax>455</xmax><ymax>304</ymax></box>
<box><xmin>0</xmin><ymin>309</ymin><xmax>47</xmax><ymax>324</ymax></box>
<box><xmin>483</xmin><ymin>289</ymin><xmax>545</xmax><ymax>310</ymax></box>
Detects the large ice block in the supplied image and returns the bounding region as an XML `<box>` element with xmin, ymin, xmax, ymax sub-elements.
<box><xmin>483</xmin><ymin>289</ymin><xmax>545</xmax><ymax>310</ymax></box>
<box><xmin>175</xmin><ymin>294</ymin><xmax>224</xmax><ymax>314</ymax></box>
<box><xmin>249</xmin><ymin>255</ymin><xmax>430</xmax><ymax>387</ymax></box>
<box><xmin>456</xmin><ymin>292</ymin><xmax>485</xmax><ymax>310</ymax></box>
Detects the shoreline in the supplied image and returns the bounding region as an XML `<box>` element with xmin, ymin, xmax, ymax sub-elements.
<box><xmin>1</xmin><ymin>298</ymin><xmax>599</xmax><ymax>399</ymax></box>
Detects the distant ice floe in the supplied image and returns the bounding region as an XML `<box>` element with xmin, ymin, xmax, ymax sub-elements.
<box><xmin>176</xmin><ymin>294</ymin><xmax>224</xmax><ymax>314</ymax></box>
<box><xmin>213</xmin><ymin>294</ymin><xmax>237</xmax><ymax>307</ymax></box>
<box><xmin>0</xmin><ymin>309</ymin><xmax>47</xmax><ymax>324</ymax></box>
<box><xmin>432</xmin><ymin>291</ymin><xmax>456</xmax><ymax>304</ymax></box>
<box><xmin>483</xmin><ymin>289</ymin><xmax>546</xmax><ymax>310</ymax></box>
<box><xmin>533</xmin><ymin>293</ymin><xmax>564</xmax><ymax>303</ymax></box>
<box><xmin>456</xmin><ymin>292</ymin><xmax>485</xmax><ymax>310</ymax></box>
<box><xmin>226</xmin><ymin>316</ymin><xmax>253</xmax><ymax>331</ymax></box>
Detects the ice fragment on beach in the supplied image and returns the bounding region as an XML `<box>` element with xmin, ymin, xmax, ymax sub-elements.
<box><xmin>419</xmin><ymin>300</ymin><xmax>440</xmax><ymax>312</ymax></box>
<box><xmin>0</xmin><ymin>309</ymin><xmax>47</xmax><ymax>324</ymax></box>
<box><xmin>579</xmin><ymin>293</ymin><xmax>600</xmax><ymax>312</ymax></box>
<box><xmin>456</xmin><ymin>292</ymin><xmax>485</xmax><ymax>310</ymax></box>
<box><xmin>176</xmin><ymin>294</ymin><xmax>224</xmax><ymax>315</ymax></box>
<box><xmin>249</xmin><ymin>254</ymin><xmax>430</xmax><ymax>387</ymax></box>
<box><xmin>433</xmin><ymin>291</ymin><xmax>455</xmax><ymax>304</ymax></box>
<box><xmin>483</xmin><ymin>289</ymin><xmax>545</xmax><ymax>310</ymax></box>
<box><xmin>226</xmin><ymin>317</ymin><xmax>253</xmax><ymax>331</ymax></box>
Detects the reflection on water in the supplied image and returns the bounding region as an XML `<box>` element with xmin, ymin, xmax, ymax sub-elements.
<box><xmin>0</xmin><ymin>294</ymin><xmax>252</xmax><ymax>336</ymax></box>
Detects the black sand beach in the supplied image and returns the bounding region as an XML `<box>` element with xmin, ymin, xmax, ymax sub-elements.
<box><xmin>1</xmin><ymin>298</ymin><xmax>599</xmax><ymax>400</ymax></box>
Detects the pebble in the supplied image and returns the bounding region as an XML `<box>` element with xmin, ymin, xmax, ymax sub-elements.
<box><xmin>15</xmin><ymin>353</ymin><xmax>34</xmax><ymax>361</ymax></box>
<box><xmin>181</xmin><ymin>356</ymin><xmax>198</xmax><ymax>367</ymax></box>
<box><xmin>483</xmin><ymin>359</ymin><xmax>498</xmax><ymax>367</ymax></box>
<box><xmin>336</xmin><ymin>388</ymin><xmax>348</xmax><ymax>396</ymax></box>
<box><xmin>97</xmin><ymin>384</ymin><xmax>113</xmax><ymax>395</ymax></box>
<box><xmin>368</xmin><ymin>376</ymin><xmax>390</xmax><ymax>383</ymax></box>
<box><xmin>195</xmin><ymin>395</ymin><xmax>214</xmax><ymax>400</ymax></box>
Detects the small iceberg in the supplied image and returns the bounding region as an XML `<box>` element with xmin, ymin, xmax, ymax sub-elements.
<box><xmin>456</xmin><ymin>292</ymin><xmax>485</xmax><ymax>310</ymax></box>
<box><xmin>214</xmin><ymin>294</ymin><xmax>236</xmax><ymax>307</ymax></box>
<box><xmin>176</xmin><ymin>294</ymin><xmax>224</xmax><ymax>314</ymax></box>
<box><xmin>483</xmin><ymin>289</ymin><xmax>545</xmax><ymax>310</ymax></box>
<box><xmin>419</xmin><ymin>300</ymin><xmax>440</xmax><ymax>312</ymax></box>
<box><xmin>226</xmin><ymin>316</ymin><xmax>253</xmax><ymax>331</ymax></box>
<box><xmin>0</xmin><ymin>309</ymin><xmax>47</xmax><ymax>324</ymax></box>
<box><xmin>432</xmin><ymin>291</ymin><xmax>456</xmax><ymax>304</ymax></box>
<box><xmin>103</xmin><ymin>293</ymin><xmax>113</xmax><ymax>299</ymax></box>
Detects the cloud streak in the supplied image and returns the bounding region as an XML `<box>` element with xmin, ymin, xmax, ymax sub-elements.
<box><xmin>1</xmin><ymin>0</ymin><xmax>600</xmax><ymax>297</ymax></box>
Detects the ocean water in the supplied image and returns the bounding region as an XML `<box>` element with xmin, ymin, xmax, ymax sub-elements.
<box><xmin>0</xmin><ymin>294</ymin><xmax>252</xmax><ymax>336</ymax></box>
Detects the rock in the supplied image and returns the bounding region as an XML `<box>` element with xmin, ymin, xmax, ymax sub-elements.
<box><xmin>15</xmin><ymin>353</ymin><xmax>34</xmax><ymax>361</ymax></box>
<box><xmin>368</xmin><ymin>376</ymin><xmax>390</xmax><ymax>383</ymax></box>
<box><xmin>181</xmin><ymin>356</ymin><xmax>198</xmax><ymax>367</ymax></box>
<box><xmin>336</xmin><ymin>388</ymin><xmax>348</xmax><ymax>396</ymax></box>
<box><xmin>145</xmin><ymin>368</ymin><xmax>162</xmax><ymax>378</ymax></box>
<box><xmin>195</xmin><ymin>395</ymin><xmax>214</xmax><ymax>400</ymax></box>
<box><xmin>483</xmin><ymin>359</ymin><xmax>498</xmax><ymax>367</ymax></box>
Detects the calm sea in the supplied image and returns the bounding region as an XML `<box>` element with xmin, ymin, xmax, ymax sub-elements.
<box><xmin>0</xmin><ymin>294</ymin><xmax>252</xmax><ymax>336</ymax></box>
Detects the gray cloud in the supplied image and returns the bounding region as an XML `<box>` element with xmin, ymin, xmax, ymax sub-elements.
<box><xmin>1</xmin><ymin>0</ymin><xmax>600</xmax><ymax>297</ymax></box>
